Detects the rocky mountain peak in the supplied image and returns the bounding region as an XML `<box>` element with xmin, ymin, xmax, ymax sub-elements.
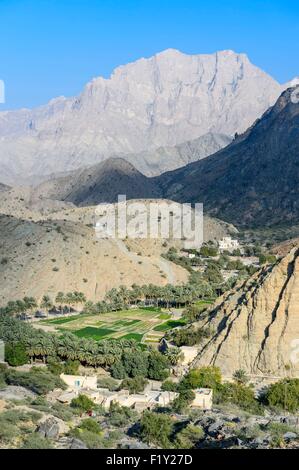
<box><xmin>0</xmin><ymin>49</ymin><xmax>295</xmax><ymax>184</ymax></box>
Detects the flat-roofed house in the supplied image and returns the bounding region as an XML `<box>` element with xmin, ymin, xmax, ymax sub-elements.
<box><xmin>192</xmin><ymin>388</ymin><xmax>213</xmax><ymax>410</ymax></box>
<box><xmin>60</xmin><ymin>374</ymin><xmax>98</xmax><ymax>390</ymax></box>
<box><xmin>219</xmin><ymin>237</ymin><xmax>240</xmax><ymax>253</ymax></box>
<box><xmin>0</xmin><ymin>340</ymin><xmax>5</xmax><ymax>364</ymax></box>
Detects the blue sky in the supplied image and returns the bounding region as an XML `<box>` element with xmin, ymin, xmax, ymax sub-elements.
<box><xmin>0</xmin><ymin>0</ymin><xmax>298</xmax><ymax>110</ymax></box>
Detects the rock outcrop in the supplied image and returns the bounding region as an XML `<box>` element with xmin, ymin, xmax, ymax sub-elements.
<box><xmin>194</xmin><ymin>247</ymin><xmax>299</xmax><ymax>378</ymax></box>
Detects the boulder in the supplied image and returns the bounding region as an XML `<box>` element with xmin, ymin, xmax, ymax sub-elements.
<box><xmin>37</xmin><ymin>416</ymin><xmax>69</xmax><ymax>439</ymax></box>
<box><xmin>69</xmin><ymin>438</ymin><xmax>88</xmax><ymax>450</ymax></box>
<box><xmin>281</xmin><ymin>416</ymin><xmax>299</xmax><ymax>428</ymax></box>
<box><xmin>283</xmin><ymin>432</ymin><xmax>297</xmax><ymax>441</ymax></box>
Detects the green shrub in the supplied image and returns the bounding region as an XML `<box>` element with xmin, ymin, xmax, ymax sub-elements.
<box><xmin>172</xmin><ymin>390</ymin><xmax>195</xmax><ymax>413</ymax></box>
<box><xmin>110</xmin><ymin>361</ymin><xmax>127</xmax><ymax>379</ymax></box>
<box><xmin>168</xmin><ymin>326</ymin><xmax>210</xmax><ymax>347</ymax></box>
<box><xmin>122</xmin><ymin>351</ymin><xmax>149</xmax><ymax>378</ymax></box>
<box><xmin>147</xmin><ymin>351</ymin><xmax>169</xmax><ymax>381</ymax></box>
<box><xmin>107</xmin><ymin>402</ymin><xmax>138</xmax><ymax>427</ymax></box>
<box><xmin>161</xmin><ymin>380</ymin><xmax>178</xmax><ymax>392</ymax></box>
<box><xmin>175</xmin><ymin>424</ymin><xmax>204</xmax><ymax>448</ymax></box>
<box><xmin>0</xmin><ymin>372</ymin><xmax>6</xmax><ymax>390</ymax></box>
<box><xmin>216</xmin><ymin>382</ymin><xmax>260</xmax><ymax>413</ymax></box>
<box><xmin>200</xmin><ymin>246</ymin><xmax>218</xmax><ymax>257</ymax></box>
<box><xmin>139</xmin><ymin>411</ymin><xmax>174</xmax><ymax>449</ymax></box>
<box><xmin>5</xmin><ymin>368</ymin><xmax>67</xmax><ymax>395</ymax></box>
<box><xmin>70</xmin><ymin>394</ymin><xmax>95</xmax><ymax>412</ymax></box>
<box><xmin>179</xmin><ymin>366</ymin><xmax>222</xmax><ymax>391</ymax></box>
<box><xmin>0</xmin><ymin>422</ymin><xmax>18</xmax><ymax>444</ymax></box>
<box><xmin>47</xmin><ymin>358</ymin><xmax>64</xmax><ymax>376</ymax></box>
<box><xmin>0</xmin><ymin>409</ymin><xmax>41</xmax><ymax>424</ymax></box>
<box><xmin>22</xmin><ymin>433</ymin><xmax>53</xmax><ymax>449</ymax></box>
<box><xmin>97</xmin><ymin>376</ymin><xmax>119</xmax><ymax>391</ymax></box>
<box><xmin>121</xmin><ymin>376</ymin><xmax>148</xmax><ymax>394</ymax></box>
<box><xmin>70</xmin><ymin>428</ymin><xmax>103</xmax><ymax>449</ymax></box>
<box><xmin>5</xmin><ymin>342</ymin><xmax>29</xmax><ymax>366</ymax></box>
<box><xmin>259</xmin><ymin>254</ymin><xmax>277</xmax><ymax>265</ymax></box>
<box><xmin>64</xmin><ymin>360</ymin><xmax>80</xmax><ymax>375</ymax></box>
<box><xmin>263</xmin><ymin>379</ymin><xmax>299</xmax><ymax>413</ymax></box>
<box><xmin>79</xmin><ymin>418</ymin><xmax>102</xmax><ymax>434</ymax></box>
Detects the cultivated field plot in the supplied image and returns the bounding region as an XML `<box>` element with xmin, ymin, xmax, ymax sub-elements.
<box><xmin>42</xmin><ymin>308</ymin><xmax>182</xmax><ymax>344</ymax></box>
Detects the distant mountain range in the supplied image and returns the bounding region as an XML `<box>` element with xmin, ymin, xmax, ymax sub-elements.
<box><xmin>0</xmin><ymin>49</ymin><xmax>297</xmax><ymax>184</ymax></box>
<box><xmin>31</xmin><ymin>86</ymin><xmax>299</xmax><ymax>229</ymax></box>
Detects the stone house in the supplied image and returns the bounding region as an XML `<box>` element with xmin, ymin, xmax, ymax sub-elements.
<box><xmin>60</xmin><ymin>373</ymin><xmax>98</xmax><ymax>390</ymax></box>
<box><xmin>192</xmin><ymin>388</ymin><xmax>213</xmax><ymax>410</ymax></box>
<box><xmin>219</xmin><ymin>237</ymin><xmax>240</xmax><ymax>253</ymax></box>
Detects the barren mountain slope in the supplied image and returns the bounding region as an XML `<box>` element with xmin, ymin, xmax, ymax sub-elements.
<box><xmin>158</xmin><ymin>86</ymin><xmax>299</xmax><ymax>228</ymax></box>
<box><xmin>194</xmin><ymin>247</ymin><xmax>299</xmax><ymax>377</ymax></box>
<box><xmin>33</xmin><ymin>158</ymin><xmax>160</xmax><ymax>206</ymax></box>
<box><xmin>0</xmin><ymin>190</ymin><xmax>237</xmax><ymax>306</ymax></box>
<box><xmin>0</xmin><ymin>214</ymin><xmax>188</xmax><ymax>306</ymax></box>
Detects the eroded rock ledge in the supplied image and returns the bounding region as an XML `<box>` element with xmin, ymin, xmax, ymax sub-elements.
<box><xmin>194</xmin><ymin>247</ymin><xmax>299</xmax><ymax>377</ymax></box>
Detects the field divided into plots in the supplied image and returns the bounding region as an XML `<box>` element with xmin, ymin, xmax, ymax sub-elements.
<box><xmin>42</xmin><ymin>307</ymin><xmax>183</xmax><ymax>344</ymax></box>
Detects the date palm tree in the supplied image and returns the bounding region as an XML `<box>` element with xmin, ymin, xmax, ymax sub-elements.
<box><xmin>233</xmin><ymin>369</ymin><xmax>249</xmax><ymax>385</ymax></box>
<box><xmin>73</xmin><ymin>291</ymin><xmax>87</xmax><ymax>311</ymax></box>
<box><xmin>23</xmin><ymin>297</ymin><xmax>38</xmax><ymax>315</ymax></box>
<box><xmin>55</xmin><ymin>292</ymin><xmax>65</xmax><ymax>313</ymax></box>
<box><xmin>40</xmin><ymin>295</ymin><xmax>53</xmax><ymax>317</ymax></box>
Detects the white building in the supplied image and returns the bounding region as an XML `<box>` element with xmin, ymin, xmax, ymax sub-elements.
<box><xmin>192</xmin><ymin>388</ymin><xmax>213</xmax><ymax>410</ymax></box>
<box><xmin>219</xmin><ymin>237</ymin><xmax>240</xmax><ymax>253</ymax></box>
<box><xmin>0</xmin><ymin>340</ymin><xmax>5</xmax><ymax>364</ymax></box>
<box><xmin>60</xmin><ymin>374</ymin><xmax>98</xmax><ymax>390</ymax></box>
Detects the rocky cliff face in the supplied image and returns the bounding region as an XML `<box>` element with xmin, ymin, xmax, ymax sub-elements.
<box><xmin>159</xmin><ymin>86</ymin><xmax>299</xmax><ymax>228</ymax></box>
<box><xmin>123</xmin><ymin>133</ymin><xmax>231</xmax><ymax>176</ymax></box>
<box><xmin>0</xmin><ymin>49</ymin><xmax>294</xmax><ymax>184</ymax></box>
<box><xmin>194</xmin><ymin>247</ymin><xmax>299</xmax><ymax>378</ymax></box>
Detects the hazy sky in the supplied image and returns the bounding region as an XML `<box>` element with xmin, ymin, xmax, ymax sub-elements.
<box><xmin>0</xmin><ymin>0</ymin><xmax>298</xmax><ymax>110</ymax></box>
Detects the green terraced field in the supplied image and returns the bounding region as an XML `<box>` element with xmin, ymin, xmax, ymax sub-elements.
<box><xmin>74</xmin><ymin>327</ymin><xmax>116</xmax><ymax>340</ymax></box>
<box><xmin>43</xmin><ymin>315</ymin><xmax>85</xmax><ymax>325</ymax></box>
<box><xmin>112</xmin><ymin>319</ymin><xmax>141</xmax><ymax>327</ymax></box>
<box><xmin>41</xmin><ymin>307</ymin><xmax>186</xmax><ymax>343</ymax></box>
<box><xmin>153</xmin><ymin>320</ymin><xmax>187</xmax><ymax>332</ymax></box>
<box><xmin>118</xmin><ymin>333</ymin><xmax>144</xmax><ymax>342</ymax></box>
<box><xmin>158</xmin><ymin>313</ymin><xmax>171</xmax><ymax>320</ymax></box>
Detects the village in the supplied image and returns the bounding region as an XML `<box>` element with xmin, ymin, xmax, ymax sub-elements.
<box><xmin>52</xmin><ymin>371</ymin><xmax>213</xmax><ymax>413</ymax></box>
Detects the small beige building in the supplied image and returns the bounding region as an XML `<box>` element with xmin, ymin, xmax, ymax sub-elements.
<box><xmin>219</xmin><ymin>237</ymin><xmax>240</xmax><ymax>253</ymax></box>
<box><xmin>192</xmin><ymin>388</ymin><xmax>213</xmax><ymax>410</ymax></box>
<box><xmin>0</xmin><ymin>340</ymin><xmax>5</xmax><ymax>364</ymax></box>
<box><xmin>60</xmin><ymin>374</ymin><xmax>98</xmax><ymax>390</ymax></box>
